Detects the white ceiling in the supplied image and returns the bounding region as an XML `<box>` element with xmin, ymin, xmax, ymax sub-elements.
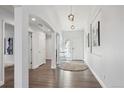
<box><xmin>29</xmin><ymin>15</ymin><xmax>54</xmax><ymax>33</ymax></box>
<box><xmin>0</xmin><ymin>5</ymin><xmax>14</xmax><ymax>14</ymax></box>
<box><xmin>52</xmin><ymin>5</ymin><xmax>93</xmax><ymax>31</ymax></box>
<box><xmin>26</xmin><ymin>5</ymin><xmax>94</xmax><ymax>32</ymax></box>
<box><xmin>0</xmin><ymin>5</ymin><xmax>95</xmax><ymax>32</ymax></box>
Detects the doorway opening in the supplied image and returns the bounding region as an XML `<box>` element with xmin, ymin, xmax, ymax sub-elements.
<box><xmin>28</xmin><ymin>14</ymin><xmax>54</xmax><ymax>87</ymax></box>
<box><xmin>2</xmin><ymin>22</ymin><xmax>14</xmax><ymax>88</ymax></box>
<box><xmin>57</xmin><ymin>31</ymin><xmax>88</xmax><ymax>71</ymax></box>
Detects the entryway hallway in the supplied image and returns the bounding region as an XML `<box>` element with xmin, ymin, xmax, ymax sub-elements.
<box><xmin>1</xmin><ymin>5</ymin><xmax>124</xmax><ymax>88</ymax></box>
<box><xmin>1</xmin><ymin>61</ymin><xmax>101</xmax><ymax>88</ymax></box>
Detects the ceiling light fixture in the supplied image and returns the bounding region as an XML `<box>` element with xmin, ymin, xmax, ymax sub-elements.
<box><xmin>71</xmin><ymin>25</ymin><xmax>75</xmax><ymax>30</ymax></box>
<box><xmin>68</xmin><ymin>6</ymin><xmax>74</xmax><ymax>22</ymax></box>
<box><xmin>31</xmin><ymin>17</ymin><xmax>36</xmax><ymax>21</ymax></box>
<box><xmin>68</xmin><ymin>6</ymin><xmax>75</xmax><ymax>30</ymax></box>
<box><xmin>68</xmin><ymin>13</ymin><xmax>74</xmax><ymax>22</ymax></box>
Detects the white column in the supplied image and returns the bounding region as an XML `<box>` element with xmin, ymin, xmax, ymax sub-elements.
<box><xmin>14</xmin><ymin>6</ymin><xmax>29</xmax><ymax>88</ymax></box>
<box><xmin>51</xmin><ymin>32</ymin><xmax>56</xmax><ymax>69</ymax></box>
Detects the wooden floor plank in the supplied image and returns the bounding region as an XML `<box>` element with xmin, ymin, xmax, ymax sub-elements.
<box><xmin>1</xmin><ymin>62</ymin><xmax>101</xmax><ymax>88</ymax></box>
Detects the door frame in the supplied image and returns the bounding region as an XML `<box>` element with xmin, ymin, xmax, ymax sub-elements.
<box><xmin>28</xmin><ymin>32</ymin><xmax>33</xmax><ymax>69</ymax></box>
<box><xmin>1</xmin><ymin>20</ymin><xmax>15</xmax><ymax>86</ymax></box>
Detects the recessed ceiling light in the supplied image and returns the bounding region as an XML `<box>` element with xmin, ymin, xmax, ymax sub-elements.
<box><xmin>31</xmin><ymin>17</ymin><xmax>36</xmax><ymax>21</ymax></box>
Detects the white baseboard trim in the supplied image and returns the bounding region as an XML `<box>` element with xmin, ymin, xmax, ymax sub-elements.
<box><xmin>86</xmin><ymin>62</ymin><xmax>107</xmax><ymax>88</ymax></box>
<box><xmin>32</xmin><ymin>63</ymin><xmax>44</xmax><ymax>69</ymax></box>
<box><xmin>0</xmin><ymin>81</ymin><xmax>4</xmax><ymax>87</ymax></box>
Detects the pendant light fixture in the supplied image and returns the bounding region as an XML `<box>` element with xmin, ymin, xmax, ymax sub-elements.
<box><xmin>68</xmin><ymin>6</ymin><xmax>75</xmax><ymax>30</ymax></box>
<box><xmin>68</xmin><ymin>6</ymin><xmax>75</xmax><ymax>22</ymax></box>
<box><xmin>71</xmin><ymin>25</ymin><xmax>75</xmax><ymax>30</ymax></box>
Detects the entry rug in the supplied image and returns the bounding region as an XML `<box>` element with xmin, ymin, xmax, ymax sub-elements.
<box><xmin>58</xmin><ymin>61</ymin><xmax>88</xmax><ymax>71</ymax></box>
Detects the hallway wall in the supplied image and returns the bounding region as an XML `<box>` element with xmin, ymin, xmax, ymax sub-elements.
<box><xmin>85</xmin><ymin>6</ymin><xmax>124</xmax><ymax>87</ymax></box>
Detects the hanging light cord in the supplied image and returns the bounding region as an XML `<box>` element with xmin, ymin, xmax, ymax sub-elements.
<box><xmin>71</xmin><ymin>5</ymin><xmax>72</xmax><ymax>14</ymax></box>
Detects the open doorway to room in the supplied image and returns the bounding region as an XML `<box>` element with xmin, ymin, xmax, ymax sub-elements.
<box><xmin>2</xmin><ymin>22</ymin><xmax>14</xmax><ymax>88</ymax></box>
<box><xmin>28</xmin><ymin>14</ymin><xmax>55</xmax><ymax>87</ymax></box>
<box><xmin>28</xmin><ymin>15</ymin><xmax>47</xmax><ymax>70</ymax></box>
<box><xmin>57</xmin><ymin>31</ymin><xmax>88</xmax><ymax>71</ymax></box>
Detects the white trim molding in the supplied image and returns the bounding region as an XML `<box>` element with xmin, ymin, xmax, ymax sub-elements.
<box><xmin>0</xmin><ymin>81</ymin><xmax>4</xmax><ymax>86</ymax></box>
<box><xmin>86</xmin><ymin>62</ymin><xmax>107</xmax><ymax>88</ymax></box>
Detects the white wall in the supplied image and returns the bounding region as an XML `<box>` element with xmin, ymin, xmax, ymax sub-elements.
<box><xmin>4</xmin><ymin>23</ymin><xmax>14</xmax><ymax>66</ymax></box>
<box><xmin>62</xmin><ymin>31</ymin><xmax>84</xmax><ymax>60</ymax></box>
<box><xmin>32</xmin><ymin>31</ymin><xmax>46</xmax><ymax>69</ymax></box>
<box><xmin>85</xmin><ymin>6</ymin><xmax>124</xmax><ymax>88</ymax></box>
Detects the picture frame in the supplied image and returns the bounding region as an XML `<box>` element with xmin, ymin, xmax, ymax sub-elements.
<box><xmin>98</xmin><ymin>21</ymin><xmax>100</xmax><ymax>46</ymax></box>
<box><xmin>92</xmin><ymin>21</ymin><xmax>100</xmax><ymax>47</ymax></box>
<box><xmin>90</xmin><ymin>24</ymin><xmax>92</xmax><ymax>53</ymax></box>
<box><xmin>4</xmin><ymin>37</ymin><xmax>13</xmax><ymax>55</ymax></box>
<box><xmin>87</xmin><ymin>33</ymin><xmax>90</xmax><ymax>47</ymax></box>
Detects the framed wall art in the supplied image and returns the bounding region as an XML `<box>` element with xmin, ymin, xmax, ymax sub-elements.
<box><xmin>87</xmin><ymin>33</ymin><xmax>90</xmax><ymax>47</ymax></box>
<box><xmin>92</xmin><ymin>21</ymin><xmax>100</xmax><ymax>47</ymax></box>
<box><xmin>4</xmin><ymin>38</ymin><xmax>13</xmax><ymax>55</ymax></box>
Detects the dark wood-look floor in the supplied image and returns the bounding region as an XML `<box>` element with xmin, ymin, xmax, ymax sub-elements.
<box><xmin>1</xmin><ymin>62</ymin><xmax>101</xmax><ymax>88</ymax></box>
<box><xmin>1</xmin><ymin>66</ymin><xmax>14</xmax><ymax>88</ymax></box>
